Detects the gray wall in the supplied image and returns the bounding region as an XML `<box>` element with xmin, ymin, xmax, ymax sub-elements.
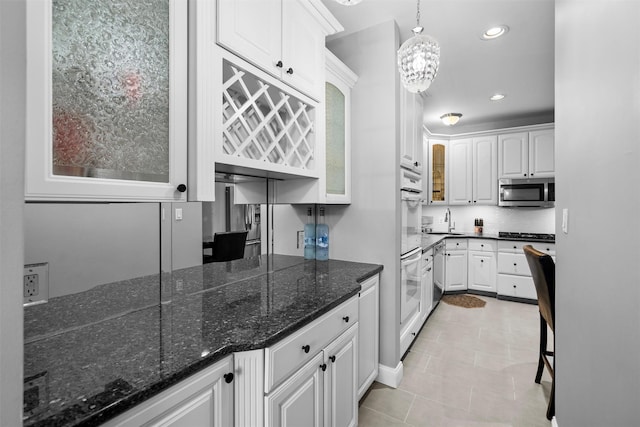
<box><xmin>556</xmin><ymin>1</ymin><xmax>640</xmax><ymax>425</ymax></box>
<box><xmin>0</xmin><ymin>0</ymin><xmax>25</xmax><ymax>424</ymax></box>
<box><xmin>327</xmin><ymin>20</ymin><xmax>402</xmax><ymax>370</ymax></box>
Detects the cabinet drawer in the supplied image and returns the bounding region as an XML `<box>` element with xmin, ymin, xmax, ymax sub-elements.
<box><xmin>497</xmin><ymin>253</ymin><xmax>530</xmax><ymax>276</ymax></box>
<box><xmin>446</xmin><ymin>238</ymin><xmax>467</xmax><ymax>250</ymax></box>
<box><xmin>468</xmin><ymin>239</ymin><xmax>496</xmax><ymax>252</ymax></box>
<box><xmin>498</xmin><ymin>240</ymin><xmax>555</xmax><ymax>255</ymax></box>
<box><xmin>264</xmin><ymin>296</ymin><xmax>358</xmax><ymax>393</ymax></box>
<box><xmin>497</xmin><ymin>274</ymin><xmax>537</xmax><ymax>300</ymax></box>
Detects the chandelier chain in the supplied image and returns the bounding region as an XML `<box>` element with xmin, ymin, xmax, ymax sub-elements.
<box><xmin>416</xmin><ymin>0</ymin><xmax>420</xmax><ymax>28</ymax></box>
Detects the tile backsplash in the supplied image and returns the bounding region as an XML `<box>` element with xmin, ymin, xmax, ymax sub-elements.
<box><xmin>422</xmin><ymin>205</ymin><xmax>555</xmax><ymax>235</ymax></box>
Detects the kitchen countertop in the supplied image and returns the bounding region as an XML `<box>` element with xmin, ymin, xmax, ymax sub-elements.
<box><xmin>23</xmin><ymin>255</ymin><xmax>382</xmax><ymax>427</ymax></box>
<box><xmin>421</xmin><ymin>232</ymin><xmax>556</xmax><ymax>252</ymax></box>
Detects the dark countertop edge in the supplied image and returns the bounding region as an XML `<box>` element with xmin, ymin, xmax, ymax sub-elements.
<box><xmin>421</xmin><ymin>233</ymin><xmax>556</xmax><ymax>252</ymax></box>
<box><xmin>70</xmin><ymin>263</ymin><xmax>382</xmax><ymax>427</ymax></box>
<box><xmin>356</xmin><ymin>264</ymin><xmax>384</xmax><ymax>283</ymax></box>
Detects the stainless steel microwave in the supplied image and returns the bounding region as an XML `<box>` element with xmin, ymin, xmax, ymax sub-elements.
<box><xmin>499</xmin><ymin>178</ymin><xmax>555</xmax><ymax>207</ymax></box>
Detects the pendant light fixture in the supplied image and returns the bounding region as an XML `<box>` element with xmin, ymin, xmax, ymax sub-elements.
<box><xmin>397</xmin><ymin>0</ymin><xmax>440</xmax><ymax>93</ymax></box>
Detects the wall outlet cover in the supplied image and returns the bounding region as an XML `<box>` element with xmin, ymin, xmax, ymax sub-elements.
<box><xmin>23</xmin><ymin>263</ymin><xmax>49</xmax><ymax>306</ymax></box>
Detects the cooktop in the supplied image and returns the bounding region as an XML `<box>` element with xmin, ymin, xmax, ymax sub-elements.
<box><xmin>498</xmin><ymin>231</ymin><xmax>555</xmax><ymax>241</ymax></box>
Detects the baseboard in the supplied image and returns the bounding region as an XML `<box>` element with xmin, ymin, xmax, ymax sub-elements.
<box><xmin>376</xmin><ymin>361</ymin><xmax>403</xmax><ymax>388</ymax></box>
<box><xmin>551</xmin><ymin>416</ymin><xmax>558</xmax><ymax>427</ymax></box>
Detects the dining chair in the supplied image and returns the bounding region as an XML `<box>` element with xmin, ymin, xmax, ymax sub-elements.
<box><xmin>523</xmin><ymin>244</ymin><xmax>555</xmax><ymax>420</ymax></box>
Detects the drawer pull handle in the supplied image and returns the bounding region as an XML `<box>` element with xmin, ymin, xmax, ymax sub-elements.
<box><xmin>481</xmin><ymin>244</ymin><xmax>484</xmax><ymax>247</ymax></box>
<box><xmin>426</xmin><ymin>267</ymin><xmax>432</xmax><ymax>272</ymax></box>
<box><xmin>286</xmin><ymin>67</ymin><xmax>294</xmax><ymax>75</ymax></box>
<box><xmin>513</xmin><ymin>246</ymin><xmax>517</xmax><ymax>249</ymax></box>
<box><xmin>276</xmin><ymin>60</ymin><xmax>283</xmax><ymax>68</ymax></box>
<box><xmin>224</xmin><ymin>373</ymin><xmax>234</xmax><ymax>384</ymax></box>
<box><xmin>480</xmin><ymin>260</ymin><xmax>484</xmax><ymax>263</ymax></box>
<box><xmin>411</xmin><ymin>332</ymin><xmax>416</xmax><ymax>336</ymax></box>
<box><xmin>301</xmin><ymin>345</ymin><xmax>310</xmax><ymax>353</ymax></box>
<box><xmin>343</xmin><ymin>316</ymin><xmax>350</xmax><ymax>323</ymax></box>
<box><xmin>320</xmin><ymin>363</ymin><xmax>327</xmax><ymax>372</ymax></box>
<box><xmin>329</xmin><ymin>355</ymin><xmax>336</xmax><ymax>363</ymax></box>
<box><xmin>513</xmin><ymin>263</ymin><xmax>517</xmax><ymax>266</ymax></box>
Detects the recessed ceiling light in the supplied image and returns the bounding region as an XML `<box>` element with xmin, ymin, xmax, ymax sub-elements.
<box><xmin>490</xmin><ymin>93</ymin><xmax>506</xmax><ymax>101</ymax></box>
<box><xmin>481</xmin><ymin>25</ymin><xmax>509</xmax><ymax>40</ymax></box>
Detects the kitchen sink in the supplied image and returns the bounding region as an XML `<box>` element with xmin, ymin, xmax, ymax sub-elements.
<box><xmin>426</xmin><ymin>232</ymin><xmax>465</xmax><ymax>235</ymax></box>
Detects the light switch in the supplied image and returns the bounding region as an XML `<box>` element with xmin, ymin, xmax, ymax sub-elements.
<box><xmin>562</xmin><ymin>208</ymin><xmax>569</xmax><ymax>234</ymax></box>
<box><xmin>175</xmin><ymin>208</ymin><xmax>183</xmax><ymax>221</ymax></box>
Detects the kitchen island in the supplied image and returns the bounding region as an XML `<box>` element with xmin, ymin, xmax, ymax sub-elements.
<box><xmin>23</xmin><ymin>255</ymin><xmax>382</xmax><ymax>426</ymax></box>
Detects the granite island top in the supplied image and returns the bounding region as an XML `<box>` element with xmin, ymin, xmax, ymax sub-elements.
<box><xmin>23</xmin><ymin>255</ymin><xmax>382</xmax><ymax>427</ymax></box>
<box><xmin>421</xmin><ymin>232</ymin><xmax>556</xmax><ymax>252</ymax></box>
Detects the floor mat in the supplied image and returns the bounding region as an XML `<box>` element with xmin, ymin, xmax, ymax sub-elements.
<box><xmin>441</xmin><ymin>294</ymin><xmax>486</xmax><ymax>308</ymax></box>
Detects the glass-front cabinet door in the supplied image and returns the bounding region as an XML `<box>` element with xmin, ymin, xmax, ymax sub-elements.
<box><xmin>428</xmin><ymin>139</ymin><xmax>448</xmax><ymax>204</ymax></box>
<box><xmin>25</xmin><ymin>0</ymin><xmax>187</xmax><ymax>201</ymax></box>
<box><xmin>324</xmin><ymin>50</ymin><xmax>357</xmax><ymax>204</ymax></box>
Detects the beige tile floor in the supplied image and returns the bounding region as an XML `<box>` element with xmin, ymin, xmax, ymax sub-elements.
<box><xmin>359</xmin><ymin>295</ymin><xmax>553</xmax><ymax>427</ymax></box>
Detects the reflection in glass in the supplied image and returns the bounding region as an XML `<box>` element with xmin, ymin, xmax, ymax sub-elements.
<box><xmin>52</xmin><ymin>0</ymin><xmax>170</xmax><ymax>182</ymax></box>
<box><xmin>325</xmin><ymin>82</ymin><xmax>346</xmax><ymax>195</ymax></box>
<box><xmin>432</xmin><ymin>144</ymin><xmax>445</xmax><ymax>201</ymax></box>
<box><xmin>202</xmin><ymin>173</ymin><xmax>268</xmax><ymax>263</ymax></box>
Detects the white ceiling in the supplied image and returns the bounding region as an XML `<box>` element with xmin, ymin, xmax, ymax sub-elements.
<box><xmin>320</xmin><ymin>0</ymin><xmax>555</xmax><ymax>135</ymax></box>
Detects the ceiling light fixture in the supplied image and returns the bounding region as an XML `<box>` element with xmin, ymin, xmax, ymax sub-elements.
<box><xmin>334</xmin><ymin>0</ymin><xmax>362</xmax><ymax>5</ymax></box>
<box><xmin>440</xmin><ymin>113</ymin><xmax>462</xmax><ymax>126</ymax></box>
<box><xmin>481</xmin><ymin>25</ymin><xmax>509</xmax><ymax>40</ymax></box>
<box><xmin>397</xmin><ymin>0</ymin><xmax>440</xmax><ymax>93</ymax></box>
<box><xmin>490</xmin><ymin>93</ymin><xmax>505</xmax><ymax>101</ymax></box>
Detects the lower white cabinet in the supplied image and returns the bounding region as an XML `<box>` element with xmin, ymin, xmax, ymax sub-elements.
<box><xmin>357</xmin><ymin>275</ymin><xmax>379</xmax><ymax>400</ymax></box>
<box><xmin>265</xmin><ymin>324</ymin><xmax>358</xmax><ymax>427</ymax></box>
<box><xmin>445</xmin><ymin>250</ymin><xmax>467</xmax><ymax>292</ymax></box>
<box><xmin>468</xmin><ymin>251</ymin><xmax>496</xmax><ymax>293</ymax></box>
<box><xmin>102</xmin><ymin>356</ymin><xmax>234</xmax><ymax>427</ymax></box>
<box><xmin>497</xmin><ymin>240</ymin><xmax>555</xmax><ymax>301</ymax></box>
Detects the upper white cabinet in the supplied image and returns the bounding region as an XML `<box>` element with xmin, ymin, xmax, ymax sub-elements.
<box><xmin>325</xmin><ymin>50</ymin><xmax>358</xmax><ymax>204</ymax></box>
<box><xmin>427</xmin><ymin>139</ymin><xmax>448</xmax><ymax>204</ymax></box>
<box><xmin>26</xmin><ymin>0</ymin><xmax>188</xmax><ymax>201</ymax></box>
<box><xmin>528</xmin><ymin>129</ymin><xmax>555</xmax><ymax>177</ymax></box>
<box><xmin>498</xmin><ymin>129</ymin><xmax>554</xmax><ymax>179</ymax></box>
<box><xmin>217</xmin><ymin>0</ymin><xmax>340</xmax><ymax>101</ymax></box>
<box><xmin>448</xmin><ymin>136</ymin><xmax>497</xmax><ymax>205</ymax></box>
<box><xmin>400</xmin><ymin>89</ymin><xmax>424</xmax><ymax>174</ymax></box>
<box><xmin>448</xmin><ymin>139</ymin><xmax>473</xmax><ymax>205</ymax></box>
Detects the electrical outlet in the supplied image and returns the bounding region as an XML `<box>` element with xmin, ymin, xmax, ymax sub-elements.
<box><xmin>23</xmin><ymin>263</ymin><xmax>49</xmax><ymax>306</ymax></box>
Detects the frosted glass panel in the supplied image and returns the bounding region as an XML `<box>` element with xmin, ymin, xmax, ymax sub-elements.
<box><xmin>325</xmin><ymin>83</ymin><xmax>345</xmax><ymax>195</ymax></box>
<box><xmin>52</xmin><ymin>0</ymin><xmax>170</xmax><ymax>182</ymax></box>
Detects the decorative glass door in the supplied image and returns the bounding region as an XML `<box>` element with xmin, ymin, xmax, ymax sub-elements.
<box><xmin>26</xmin><ymin>0</ymin><xmax>187</xmax><ymax>201</ymax></box>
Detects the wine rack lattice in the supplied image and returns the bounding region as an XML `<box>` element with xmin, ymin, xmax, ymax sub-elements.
<box><xmin>222</xmin><ymin>60</ymin><xmax>315</xmax><ymax>170</ymax></box>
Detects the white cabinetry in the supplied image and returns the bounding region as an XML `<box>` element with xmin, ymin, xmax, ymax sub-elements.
<box><xmin>528</xmin><ymin>129</ymin><xmax>555</xmax><ymax>178</ymax></box>
<box><xmin>26</xmin><ymin>0</ymin><xmax>188</xmax><ymax>202</ymax></box>
<box><xmin>420</xmin><ymin>249</ymin><xmax>434</xmax><ymax>324</ymax></box>
<box><xmin>445</xmin><ymin>239</ymin><xmax>467</xmax><ymax>292</ymax></box>
<box><xmin>325</xmin><ymin>50</ymin><xmax>358</xmax><ymax>204</ymax></box>
<box><xmin>467</xmin><ymin>239</ymin><xmax>497</xmax><ymax>293</ymax></box>
<box><xmin>498</xmin><ymin>129</ymin><xmax>554</xmax><ymax>179</ymax></box>
<box><xmin>448</xmin><ymin>136</ymin><xmax>497</xmax><ymax>205</ymax></box>
<box><xmin>357</xmin><ymin>275</ymin><xmax>379</xmax><ymax>400</ymax></box>
<box><xmin>472</xmin><ymin>135</ymin><xmax>499</xmax><ymax>204</ymax></box>
<box><xmin>264</xmin><ymin>296</ymin><xmax>359</xmax><ymax>427</ymax></box>
<box><xmin>497</xmin><ymin>240</ymin><xmax>555</xmax><ymax>300</ymax></box>
<box><xmin>102</xmin><ymin>356</ymin><xmax>233</xmax><ymax>427</ymax></box>
<box><xmin>448</xmin><ymin>139</ymin><xmax>473</xmax><ymax>205</ymax></box>
<box><xmin>217</xmin><ymin>0</ymin><xmax>337</xmax><ymax>100</ymax></box>
<box><xmin>400</xmin><ymin>90</ymin><xmax>424</xmax><ymax>174</ymax></box>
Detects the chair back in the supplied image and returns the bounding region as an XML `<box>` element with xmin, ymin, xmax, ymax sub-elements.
<box><xmin>211</xmin><ymin>231</ymin><xmax>248</xmax><ymax>262</ymax></box>
<box><xmin>523</xmin><ymin>245</ymin><xmax>555</xmax><ymax>332</ymax></box>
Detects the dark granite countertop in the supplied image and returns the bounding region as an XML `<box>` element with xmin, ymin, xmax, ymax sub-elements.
<box><xmin>23</xmin><ymin>255</ymin><xmax>382</xmax><ymax>427</ymax></box>
<box><xmin>421</xmin><ymin>232</ymin><xmax>556</xmax><ymax>252</ymax></box>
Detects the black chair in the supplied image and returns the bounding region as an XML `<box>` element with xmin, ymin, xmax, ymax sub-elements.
<box><xmin>523</xmin><ymin>244</ymin><xmax>555</xmax><ymax>420</ymax></box>
<box><xmin>204</xmin><ymin>231</ymin><xmax>248</xmax><ymax>263</ymax></box>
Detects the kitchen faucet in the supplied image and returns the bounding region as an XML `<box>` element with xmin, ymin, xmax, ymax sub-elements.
<box><xmin>445</xmin><ymin>208</ymin><xmax>455</xmax><ymax>233</ymax></box>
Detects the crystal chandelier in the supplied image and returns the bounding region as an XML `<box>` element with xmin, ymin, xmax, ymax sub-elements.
<box><xmin>397</xmin><ymin>0</ymin><xmax>440</xmax><ymax>93</ymax></box>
